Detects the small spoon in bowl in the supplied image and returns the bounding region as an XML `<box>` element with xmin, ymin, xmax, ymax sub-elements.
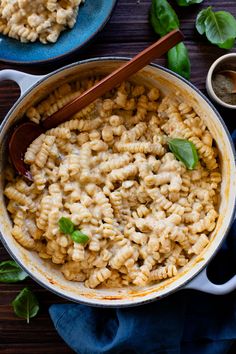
<box><xmin>217</xmin><ymin>70</ymin><xmax>236</xmax><ymax>94</ymax></box>
<box><xmin>9</xmin><ymin>29</ymin><xmax>183</xmax><ymax>181</ymax></box>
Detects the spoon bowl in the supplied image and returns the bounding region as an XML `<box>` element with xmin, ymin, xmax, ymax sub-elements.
<box><xmin>9</xmin><ymin>122</ymin><xmax>45</xmax><ymax>181</ymax></box>
<box><xmin>8</xmin><ymin>29</ymin><xmax>183</xmax><ymax>181</ymax></box>
<box><xmin>217</xmin><ymin>70</ymin><xmax>236</xmax><ymax>94</ymax></box>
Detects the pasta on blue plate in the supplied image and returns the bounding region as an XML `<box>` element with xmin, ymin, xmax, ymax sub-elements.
<box><xmin>0</xmin><ymin>0</ymin><xmax>85</xmax><ymax>43</ymax></box>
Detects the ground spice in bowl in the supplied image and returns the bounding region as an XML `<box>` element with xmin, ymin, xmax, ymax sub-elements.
<box><xmin>212</xmin><ymin>72</ymin><xmax>236</xmax><ymax>105</ymax></box>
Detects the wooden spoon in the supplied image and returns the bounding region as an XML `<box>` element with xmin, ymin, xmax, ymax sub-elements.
<box><xmin>217</xmin><ymin>70</ymin><xmax>236</xmax><ymax>94</ymax></box>
<box><xmin>9</xmin><ymin>29</ymin><xmax>183</xmax><ymax>181</ymax></box>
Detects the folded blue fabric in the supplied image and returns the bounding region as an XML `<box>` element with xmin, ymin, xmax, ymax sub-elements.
<box><xmin>49</xmin><ymin>131</ymin><xmax>236</xmax><ymax>354</ymax></box>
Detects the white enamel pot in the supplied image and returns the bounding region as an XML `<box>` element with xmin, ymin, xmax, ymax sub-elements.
<box><xmin>0</xmin><ymin>59</ymin><xmax>236</xmax><ymax>307</ymax></box>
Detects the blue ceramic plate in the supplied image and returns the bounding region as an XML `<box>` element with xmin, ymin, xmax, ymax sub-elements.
<box><xmin>0</xmin><ymin>0</ymin><xmax>117</xmax><ymax>64</ymax></box>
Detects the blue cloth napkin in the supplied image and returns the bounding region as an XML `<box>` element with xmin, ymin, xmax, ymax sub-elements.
<box><xmin>49</xmin><ymin>131</ymin><xmax>236</xmax><ymax>354</ymax></box>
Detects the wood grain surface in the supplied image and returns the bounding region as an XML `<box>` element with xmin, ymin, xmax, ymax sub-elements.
<box><xmin>0</xmin><ymin>1</ymin><xmax>236</xmax><ymax>353</ymax></box>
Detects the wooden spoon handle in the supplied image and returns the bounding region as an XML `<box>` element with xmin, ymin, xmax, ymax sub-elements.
<box><xmin>43</xmin><ymin>29</ymin><xmax>183</xmax><ymax>130</ymax></box>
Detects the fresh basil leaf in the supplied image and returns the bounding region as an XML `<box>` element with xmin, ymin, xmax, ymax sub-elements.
<box><xmin>71</xmin><ymin>230</ymin><xmax>89</xmax><ymax>244</ymax></box>
<box><xmin>0</xmin><ymin>260</ymin><xmax>28</xmax><ymax>283</ymax></box>
<box><xmin>150</xmin><ymin>0</ymin><xmax>179</xmax><ymax>37</ymax></box>
<box><xmin>58</xmin><ymin>217</ymin><xmax>75</xmax><ymax>235</ymax></box>
<box><xmin>149</xmin><ymin>0</ymin><xmax>191</xmax><ymax>78</ymax></box>
<box><xmin>196</xmin><ymin>7</ymin><xmax>211</xmax><ymax>34</ymax></box>
<box><xmin>168</xmin><ymin>138</ymin><xmax>199</xmax><ymax>170</ymax></box>
<box><xmin>196</xmin><ymin>7</ymin><xmax>236</xmax><ymax>49</ymax></box>
<box><xmin>167</xmin><ymin>42</ymin><xmax>191</xmax><ymax>79</ymax></box>
<box><xmin>12</xmin><ymin>287</ymin><xmax>39</xmax><ymax>324</ymax></box>
<box><xmin>175</xmin><ymin>0</ymin><xmax>203</xmax><ymax>6</ymax></box>
<box><xmin>205</xmin><ymin>10</ymin><xmax>236</xmax><ymax>47</ymax></box>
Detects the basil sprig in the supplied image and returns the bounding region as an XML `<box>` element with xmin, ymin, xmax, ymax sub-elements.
<box><xmin>0</xmin><ymin>260</ymin><xmax>28</xmax><ymax>283</ymax></box>
<box><xmin>150</xmin><ymin>0</ymin><xmax>191</xmax><ymax>79</ymax></box>
<box><xmin>196</xmin><ymin>7</ymin><xmax>236</xmax><ymax>49</ymax></box>
<box><xmin>58</xmin><ymin>217</ymin><xmax>89</xmax><ymax>244</ymax></box>
<box><xmin>12</xmin><ymin>287</ymin><xmax>39</xmax><ymax>324</ymax></box>
<box><xmin>175</xmin><ymin>0</ymin><xmax>203</xmax><ymax>6</ymax></box>
<box><xmin>168</xmin><ymin>138</ymin><xmax>199</xmax><ymax>170</ymax></box>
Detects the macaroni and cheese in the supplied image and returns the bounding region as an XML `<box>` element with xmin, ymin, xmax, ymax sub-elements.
<box><xmin>4</xmin><ymin>78</ymin><xmax>221</xmax><ymax>289</ymax></box>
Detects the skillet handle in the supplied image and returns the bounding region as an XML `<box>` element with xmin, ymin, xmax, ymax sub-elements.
<box><xmin>184</xmin><ymin>268</ymin><xmax>236</xmax><ymax>295</ymax></box>
<box><xmin>0</xmin><ymin>69</ymin><xmax>44</xmax><ymax>96</ymax></box>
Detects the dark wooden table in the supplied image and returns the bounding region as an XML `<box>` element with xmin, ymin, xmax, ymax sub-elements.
<box><xmin>0</xmin><ymin>1</ymin><xmax>236</xmax><ymax>353</ymax></box>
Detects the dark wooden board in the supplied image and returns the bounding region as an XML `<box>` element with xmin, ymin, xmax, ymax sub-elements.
<box><xmin>0</xmin><ymin>0</ymin><xmax>236</xmax><ymax>352</ymax></box>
